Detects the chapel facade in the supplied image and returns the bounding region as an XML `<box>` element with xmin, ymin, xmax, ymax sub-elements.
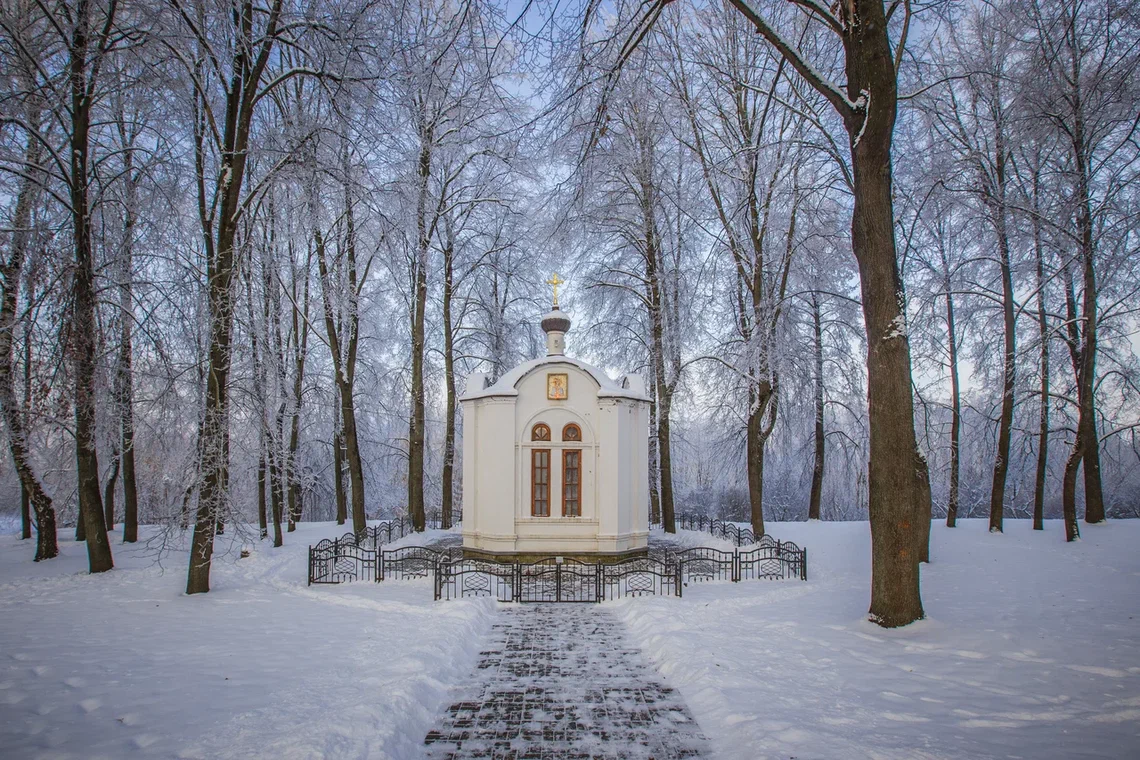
<box><xmin>459</xmin><ymin>279</ymin><xmax>650</xmax><ymax>560</ymax></box>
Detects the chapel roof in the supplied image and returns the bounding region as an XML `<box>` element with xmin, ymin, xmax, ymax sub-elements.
<box><xmin>460</xmin><ymin>355</ymin><xmax>648</xmax><ymax>402</ymax></box>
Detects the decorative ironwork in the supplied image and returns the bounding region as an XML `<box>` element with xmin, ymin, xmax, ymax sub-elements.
<box><xmin>307</xmin><ymin>516</ymin><xmax>443</xmax><ymax>585</ymax></box>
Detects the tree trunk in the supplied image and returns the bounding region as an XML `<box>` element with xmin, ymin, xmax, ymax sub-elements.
<box><xmin>987</xmin><ymin>194</ymin><xmax>1015</xmax><ymax>534</ymax></box>
<box><xmin>1068</xmin><ymin>56</ymin><xmax>1105</xmax><ymax>525</ymax></box>
<box><xmin>808</xmin><ymin>292</ymin><xmax>825</xmax><ymax>521</ymax></box>
<box><xmin>1032</xmin><ymin>175</ymin><xmax>1049</xmax><ymax>532</ymax></box>
<box><xmin>441</xmin><ymin>237</ymin><xmax>456</xmax><ymax>530</ymax></box>
<box><xmin>69</xmin><ymin>5</ymin><xmax>112</xmax><ymax>574</ymax></box>
<box><xmin>185</xmin><ymin>0</ymin><xmax>284</xmax><ymax>595</ymax></box>
<box><xmin>648</xmin><ymin>395</ymin><xmax>661</xmax><ymax>525</ymax></box>
<box><xmin>658</xmin><ymin>392</ymin><xmax>677</xmax><ymax>534</ymax></box>
<box><xmin>1061</xmin><ymin>441</ymin><xmax>1082</xmax><ymax>542</ymax></box>
<box><xmin>0</xmin><ymin>107</ymin><xmax>57</xmax><ymax>561</ymax></box>
<box><xmin>257</xmin><ymin>449</ymin><xmax>268</xmax><ymax>539</ymax></box>
<box><xmin>915</xmin><ymin>452</ymin><xmax>932</xmax><ymax>563</ymax></box>
<box><xmin>313</xmin><ymin>218</ymin><xmax>366</xmax><ymax>535</ymax></box>
<box><xmin>945</xmin><ymin>278</ymin><xmax>961</xmax><ymax>527</ymax></box>
<box><xmin>103</xmin><ymin>442</ymin><xmax>119</xmax><ymax>532</ymax></box>
<box><xmin>333</xmin><ymin>407</ymin><xmax>347</xmax><ymax>526</ymax></box>
<box><xmin>408</xmin><ymin>142</ymin><xmax>430</xmax><ymax>532</ymax></box>
<box><xmin>747</xmin><ymin>405</ymin><xmax>766</xmax><ymax>537</ymax></box>
<box><xmin>117</xmin><ymin>120</ymin><xmax>139</xmax><ymax>544</ymax></box>
<box><xmin>269</xmin><ymin>446</ymin><xmax>285</xmax><ymax>546</ymax></box>
<box><xmin>845</xmin><ymin>0</ymin><xmax>923</xmax><ymax>627</ymax></box>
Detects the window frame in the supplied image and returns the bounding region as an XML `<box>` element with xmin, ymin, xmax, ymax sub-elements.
<box><xmin>531</xmin><ymin>448</ymin><xmax>551</xmax><ymax>516</ymax></box>
<box><xmin>532</xmin><ymin>423</ymin><xmax>551</xmax><ymax>442</ymax></box>
<box><xmin>562</xmin><ymin>448</ymin><xmax>581</xmax><ymax>517</ymax></box>
<box><xmin>562</xmin><ymin>423</ymin><xmax>581</xmax><ymax>442</ymax></box>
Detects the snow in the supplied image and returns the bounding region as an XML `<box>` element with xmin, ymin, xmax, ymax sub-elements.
<box><xmin>0</xmin><ymin>522</ymin><xmax>495</xmax><ymax>760</ymax></box>
<box><xmin>2</xmin><ymin>518</ymin><xmax>1138</xmax><ymax>760</ymax></box>
<box><xmin>460</xmin><ymin>355</ymin><xmax>648</xmax><ymax>401</ymax></box>
<box><xmin>612</xmin><ymin>519</ymin><xmax>1140</xmax><ymax>760</ymax></box>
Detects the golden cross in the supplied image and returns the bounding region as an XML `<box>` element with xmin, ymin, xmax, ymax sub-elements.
<box><xmin>546</xmin><ymin>272</ymin><xmax>565</xmax><ymax>308</ymax></box>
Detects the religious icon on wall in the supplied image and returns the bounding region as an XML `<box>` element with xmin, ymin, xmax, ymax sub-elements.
<box><xmin>547</xmin><ymin>373</ymin><xmax>568</xmax><ymax>400</ymax></box>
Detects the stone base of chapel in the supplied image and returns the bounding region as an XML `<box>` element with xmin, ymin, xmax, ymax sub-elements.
<box><xmin>461</xmin><ymin>546</ymin><xmax>649</xmax><ymax>565</ymax></box>
<box><xmin>462</xmin><ymin>529</ymin><xmax>649</xmax><ymax>564</ymax></box>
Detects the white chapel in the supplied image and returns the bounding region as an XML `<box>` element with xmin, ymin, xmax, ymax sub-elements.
<box><xmin>459</xmin><ymin>276</ymin><xmax>650</xmax><ymax>560</ymax></box>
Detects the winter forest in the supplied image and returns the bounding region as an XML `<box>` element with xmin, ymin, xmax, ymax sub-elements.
<box><xmin>1</xmin><ymin>0</ymin><xmax>1138</xmax><ymax>608</ymax></box>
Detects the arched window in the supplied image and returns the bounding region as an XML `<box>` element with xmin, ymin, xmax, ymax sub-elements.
<box><xmin>562</xmin><ymin>423</ymin><xmax>581</xmax><ymax>442</ymax></box>
<box><xmin>532</xmin><ymin>423</ymin><xmax>551</xmax><ymax>442</ymax></box>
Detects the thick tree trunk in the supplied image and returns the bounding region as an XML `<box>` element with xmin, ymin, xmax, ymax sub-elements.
<box><xmin>186</xmin><ymin>0</ymin><xmax>284</xmax><ymax>594</ymax></box>
<box><xmin>747</xmin><ymin>408</ymin><xmax>766</xmax><ymax>537</ymax></box>
<box><xmin>808</xmin><ymin>293</ymin><xmax>825</xmax><ymax>521</ymax></box>
<box><xmin>69</xmin><ymin>7</ymin><xmax>112</xmax><ymax>574</ymax></box>
<box><xmin>0</xmin><ymin>115</ymin><xmax>57</xmax><ymax>561</ymax></box>
<box><xmin>845</xmin><ymin>1</ymin><xmax>923</xmax><ymax>627</ymax></box>
<box><xmin>1072</xmin><ymin>93</ymin><xmax>1105</xmax><ymax>525</ymax></box>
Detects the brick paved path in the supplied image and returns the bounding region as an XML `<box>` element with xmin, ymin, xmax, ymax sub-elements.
<box><xmin>424</xmin><ymin>605</ymin><xmax>709</xmax><ymax>760</ymax></box>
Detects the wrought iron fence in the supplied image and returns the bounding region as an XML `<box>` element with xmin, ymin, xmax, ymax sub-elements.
<box><xmin>650</xmin><ymin>539</ymin><xmax>807</xmax><ymax>584</ymax></box>
<box><xmin>380</xmin><ymin>546</ymin><xmax>464</xmax><ymax>580</ymax></box>
<box><xmin>434</xmin><ymin>556</ymin><xmax>684</xmax><ymax>602</ymax></box>
<box><xmin>675</xmin><ymin>513</ymin><xmax>761</xmax><ymax>546</ymax></box>
<box><xmin>307</xmin><ymin>517</ymin><xmax>442</xmax><ymax>585</ymax></box>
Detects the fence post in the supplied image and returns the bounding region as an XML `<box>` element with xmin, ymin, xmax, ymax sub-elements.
<box><xmin>802</xmin><ymin>548</ymin><xmax>808</xmax><ymax>581</ymax></box>
<box><xmin>675</xmin><ymin>561</ymin><xmax>683</xmax><ymax>598</ymax></box>
<box><xmin>307</xmin><ymin>546</ymin><xmax>312</xmax><ymax>586</ymax></box>
<box><xmin>595</xmin><ymin>563</ymin><xmax>603</xmax><ymax>603</ymax></box>
<box><xmin>514</xmin><ymin>563</ymin><xmax>522</xmax><ymax>603</ymax></box>
<box><xmin>732</xmin><ymin>549</ymin><xmax>739</xmax><ymax>583</ymax></box>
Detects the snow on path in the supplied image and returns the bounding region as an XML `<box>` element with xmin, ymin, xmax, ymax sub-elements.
<box><xmin>424</xmin><ymin>605</ymin><xmax>710</xmax><ymax>759</ymax></box>
<box><xmin>614</xmin><ymin>519</ymin><xmax>1140</xmax><ymax>760</ymax></box>
<box><xmin>0</xmin><ymin>523</ymin><xmax>495</xmax><ymax>760</ymax></box>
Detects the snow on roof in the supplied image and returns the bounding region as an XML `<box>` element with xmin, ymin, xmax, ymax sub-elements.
<box><xmin>460</xmin><ymin>356</ymin><xmax>648</xmax><ymax>402</ymax></box>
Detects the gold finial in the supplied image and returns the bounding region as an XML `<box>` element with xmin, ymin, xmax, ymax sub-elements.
<box><xmin>546</xmin><ymin>272</ymin><xmax>565</xmax><ymax>308</ymax></box>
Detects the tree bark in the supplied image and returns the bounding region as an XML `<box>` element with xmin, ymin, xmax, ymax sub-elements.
<box><xmin>441</xmin><ymin>234</ymin><xmax>457</xmax><ymax>530</ymax></box>
<box><xmin>0</xmin><ymin>104</ymin><xmax>57</xmax><ymax>561</ymax></box>
<box><xmin>1031</xmin><ymin>171</ymin><xmax>1049</xmax><ymax>531</ymax></box>
<box><xmin>944</xmin><ymin>273</ymin><xmax>961</xmax><ymax>527</ymax></box>
<box><xmin>116</xmin><ymin>115</ymin><xmax>139</xmax><ymax>544</ymax></box>
<box><xmin>987</xmin><ymin>196</ymin><xmax>1015</xmax><ymax>534</ymax></box>
<box><xmin>333</xmin><ymin>406</ymin><xmax>347</xmax><ymax>526</ymax></box>
<box><xmin>915</xmin><ymin>451</ymin><xmax>932</xmax><ymax>563</ymax></box>
<box><xmin>103</xmin><ymin>441</ymin><xmax>119</xmax><ymax>531</ymax></box>
<box><xmin>808</xmin><ymin>292</ymin><xmax>825</xmax><ymax>521</ymax></box>
<box><xmin>1061</xmin><ymin>442</ymin><xmax>1082</xmax><ymax>542</ymax></box>
<box><xmin>648</xmin><ymin>394</ymin><xmax>661</xmax><ymax>525</ymax></box>
<box><xmin>69</xmin><ymin>0</ymin><xmax>112</xmax><ymax>573</ymax></box>
<box><xmin>407</xmin><ymin>135</ymin><xmax>431</xmax><ymax>533</ymax></box>
<box><xmin>842</xmin><ymin>0</ymin><xmax>923</xmax><ymax>626</ymax></box>
<box><xmin>257</xmin><ymin>449</ymin><xmax>268</xmax><ymax>539</ymax></box>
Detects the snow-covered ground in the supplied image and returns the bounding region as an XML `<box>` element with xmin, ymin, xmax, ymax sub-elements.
<box><xmin>0</xmin><ymin>522</ymin><xmax>495</xmax><ymax>759</ymax></box>
<box><xmin>616</xmin><ymin>519</ymin><xmax>1140</xmax><ymax>760</ymax></box>
<box><xmin>2</xmin><ymin>518</ymin><xmax>1138</xmax><ymax>759</ymax></box>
